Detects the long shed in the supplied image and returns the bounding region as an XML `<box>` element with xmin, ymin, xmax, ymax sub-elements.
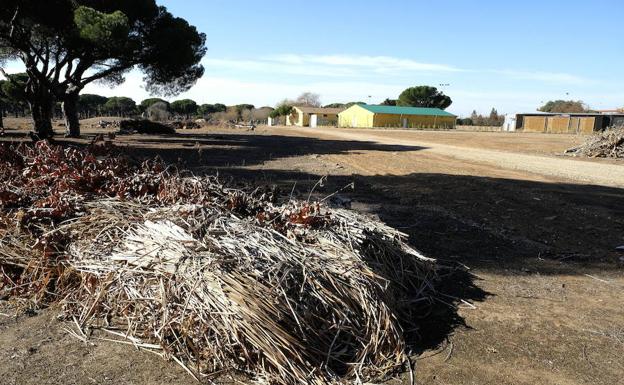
<box><xmin>338</xmin><ymin>105</ymin><xmax>456</xmax><ymax>129</ymax></box>
<box><xmin>517</xmin><ymin>113</ymin><xmax>619</xmax><ymax>134</ymax></box>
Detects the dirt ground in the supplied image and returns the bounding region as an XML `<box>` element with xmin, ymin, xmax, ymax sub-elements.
<box><xmin>1</xmin><ymin>120</ymin><xmax>623</xmax><ymax>385</ymax></box>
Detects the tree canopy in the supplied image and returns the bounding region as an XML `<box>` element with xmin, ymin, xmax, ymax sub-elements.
<box><xmin>0</xmin><ymin>73</ymin><xmax>29</xmax><ymax>124</ymax></box>
<box><xmin>323</xmin><ymin>102</ymin><xmax>365</xmax><ymax>109</ymax></box>
<box><xmin>538</xmin><ymin>100</ymin><xmax>588</xmax><ymax>113</ymax></box>
<box><xmin>0</xmin><ymin>0</ymin><xmax>207</xmax><ymax>137</ymax></box>
<box><xmin>140</xmin><ymin>98</ymin><xmax>170</xmax><ymax>112</ymax></box>
<box><xmin>323</xmin><ymin>103</ymin><xmax>345</xmax><ymax>109</ymax></box>
<box><xmin>146</xmin><ymin>101</ymin><xmax>170</xmax><ymax>122</ymax></box>
<box><xmin>213</xmin><ymin>103</ymin><xmax>227</xmax><ymax>113</ymax></box>
<box><xmin>170</xmin><ymin>99</ymin><xmax>198</xmax><ymax>118</ymax></box>
<box><xmin>269</xmin><ymin>104</ymin><xmax>293</xmax><ymax>119</ymax></box>
<box><xmin>459</xmin><ymin>108</ymin><xmax>504</xmax><ymax>127</ymax></box>
<box><xmin>197</xmin><ymin>103</ymin><xmax>227</xmax><ymax>116</ymax></box>
<box><xmin>197</xmin><ymin>104</ymin><xmax>215</xmax><ymax>116</ymax></box>
<box><xmin>78</xmin><ymin>94</ymin><xmax>108</xmax><ymax>117</ymax></box>
<box><xmin>381</xmin><ymin>98</ymin><xmax>397</xmax><ymax>106</ymax></box>
<box><xmin>295</xmin><ymin>92</ymin><xmax>321</xmax><ymax>107</ymax></box>
<box><xmin>1</xmin><ymin>73</ymin><xmax>29</xmax><ymax>106</ymax></box>
<box><xmin>397</xmin><ymin>86</ymin><xmax>452</xmax><ymax>109</ymax></box>
<box><xmin>103</xmin><ymin>96</ymin><xmax>137</xmax><ymax>117</ymax></box>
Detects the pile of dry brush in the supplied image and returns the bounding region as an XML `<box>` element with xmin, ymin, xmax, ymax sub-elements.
<box><xmin>566</xmin><ymin>127</ymin><xmax>624</xmax><ymax>158</ymax></box>
<box><xmin>0</xmin><ymin>140</ymin><xmax>437</xmax><ymax>384</ymax></box>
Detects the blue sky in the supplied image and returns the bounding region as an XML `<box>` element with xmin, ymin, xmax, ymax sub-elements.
<box><xmin>5</xmin><ymin>0</ymin><xmax>624</xmax><ymax>116</ymax></box>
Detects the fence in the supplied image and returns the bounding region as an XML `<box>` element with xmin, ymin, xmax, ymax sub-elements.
<box><xmin>455</xmin><ymin>125</ymin><xmax>503</xmax><ymax>132</ymax></box>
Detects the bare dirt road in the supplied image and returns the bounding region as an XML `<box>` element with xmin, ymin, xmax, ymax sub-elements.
<box><xmin>1</xmin><ymin>124</ymin><xmax>623</xmax><ymax>385</ymax></box>
<box><xmin>268</xmin><ymin>126</ymin><xmax>624</xmax><ymax>187</ymax></box>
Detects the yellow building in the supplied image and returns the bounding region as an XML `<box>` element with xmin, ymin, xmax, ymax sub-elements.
<box><xmin>338</xmin><ymin>104</ymin><xmax>457</xmax><ymax>129</ymax></box>
<box><xmin>286</xmin><ymin>106</ymin><xmax>344</xmax><ymax>127</ymax></box>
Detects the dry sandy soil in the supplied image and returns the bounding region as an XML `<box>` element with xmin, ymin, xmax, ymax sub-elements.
<box><xmin>1</xmin><ymin>120</ymin><xmax>623</xmax><ymax>385</ymax></box>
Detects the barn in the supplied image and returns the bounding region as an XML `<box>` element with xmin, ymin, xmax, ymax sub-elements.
<box><xmin>286</xmin><ymin>106</ymin><xmax>343</xmax><ymax>127</ymax></box>
<box><xmin>338</xmin><ymin>105</ymin><xmax>456</xmax><ymax>129</ymax></box>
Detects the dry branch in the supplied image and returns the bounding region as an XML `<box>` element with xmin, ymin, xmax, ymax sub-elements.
<box><xmin>566</xmin><ymin>127</ymin><xmax>624</xmax><ymax>158</ymax></box>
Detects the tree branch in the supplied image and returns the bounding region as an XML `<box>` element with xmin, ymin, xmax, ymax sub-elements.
<box><xmin>0</xmin><ymin>67</ymin><xmax>17</xmax><ymax>86</ymax></box>
<box><xmin>8</xmin><ymin>5</ymin><xmax>20</xmax><ymax>40</ymax></box>
<box><xmin>79</xmin><ymin>64</ymin><xmax>130</xmax><ymax>86</ymax></box>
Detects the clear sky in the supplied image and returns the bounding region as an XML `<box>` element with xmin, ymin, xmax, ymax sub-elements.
<box><xmin>5</xmin><ymin>0</ymin><xmax>624</xmax><ymax>116</ymax></box>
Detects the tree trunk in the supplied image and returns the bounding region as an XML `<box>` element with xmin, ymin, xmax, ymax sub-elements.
<box><xmin>29</xmin><ymin>93</ymin><xmax>55</xmax><ymax>139</ymax></box>
<box><xmin>61</xmin><ymin>91</ymin><xmax>81</xmax><ymax>137</ymax></box>
<box><xmin>24</xmin><ymin>79</ymin><xmax>55</xmax><ymax>140</ymax></box>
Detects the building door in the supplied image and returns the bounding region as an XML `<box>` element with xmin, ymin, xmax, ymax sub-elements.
<box><xmin>310</xmin><ymin>114</ymin><xmax>318</xmax><ymax>128</ymax></box>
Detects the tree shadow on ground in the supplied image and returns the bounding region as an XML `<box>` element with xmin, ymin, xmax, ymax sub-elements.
<box><xmin>1</xmin><ymin>131</ymin><xmax>427</xmax><ymax>169</ymax></box>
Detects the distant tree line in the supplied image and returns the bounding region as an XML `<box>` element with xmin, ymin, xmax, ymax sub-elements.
<box><xmin>323</xmin><ymin>101</ymin><xmax>367</xmax><ymax>109</ymax></box>
<box><xmin>456</xmin><ymin>100</ymin><xmax>595</xmax><ymax>127</ymax></box>
<box><xmin>0</xmin><ymin>81</ymin><xmax>273</xmax><ymax>126</ymax></box>
<box><xmin>0</xmin><ymin>73</ymin><xmax>29</xmax><ymax>128</ymax></box>
<box><xmin>458</xmin><ymin>108</ymin><xmax>505</xmax><ymax>126</ymax></box>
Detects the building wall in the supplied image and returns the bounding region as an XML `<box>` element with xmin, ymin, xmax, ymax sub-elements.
<box><xmin>578</xmin><ymin>117</ymin><xmax>597</xmax><ymax>134</ymax></box>
<box><xmin>338</xmin><ymin>105</ymin><xmax>455</xmax><ymax>129</ymax></box>
<box><xmin>288</xmin><ymin>108</ymin><xmax>340</xmax><ymax>127</ymax></box>
<box><xmin>547</xmin><ymin>117</ymin><xmax>570</xmax><ymax>134</ymax></box>
<box><xmin>373</xmin><ymin>114</ymin><xmax>455</xmax><ymax>129</ymax></box>
<box><xmin>301</xmin><ymin>110</ymin><xmax>311</xmax><ymax>126</ymax></box>
<box><xmin>503</xmin><ymin>115</ymin><xmax>517</xmax><ymax>131</ymax></box>
<box><xmin>523</xmin><ymin>116</ymin><xmax>547</xmax><ymax>132</ymax></box>
<box><xmin>338</xmin><ymin>106</ymin><xmax>374</xmax><ymax>128</ymax></box>
<box><xmin>312</xmin><ymin>113</ymin><xmax>339</xmax><ymax>126</ymax></box>
<box><xmin>521</xmin><ymin>115</ymin><xmax>600</xmax><ymax>134</ymax></box>
<box><xmin>286</xmin><ymin>108</ymin><xmax>304</xmax><ymax>126</ymax></box>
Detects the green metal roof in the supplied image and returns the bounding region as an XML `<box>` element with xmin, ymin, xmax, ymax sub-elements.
<box><xmin>356</xmin><ymin>105</ymin><xmax>456</xmax><ymax>117</ymax></box>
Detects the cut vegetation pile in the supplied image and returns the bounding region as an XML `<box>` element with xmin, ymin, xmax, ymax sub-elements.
<box><xmin>0</xmin><ymin>141</ymin><xmax>437</xmax><ymax>384</ymax></box>
<box><xmin>119</xmin><ymin>119</ymin><xmax>177</xmax><ymax>135</ymax></box>
<box><xmin>566</xmin><ymin>127</ymin><xmax>624</xmax><ymax>158</ymax></box>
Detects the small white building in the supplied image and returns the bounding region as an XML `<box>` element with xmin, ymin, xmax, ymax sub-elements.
<box><xmin>503</xmin><ymin>114</ymin><xmax>517</xmax><ymax>131</ymax></box>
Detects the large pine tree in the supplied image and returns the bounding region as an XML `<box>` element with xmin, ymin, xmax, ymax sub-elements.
<box><xmin>0</xmin><ymin>1</ymin><xmax>206</xmax><ymax>137</ymax></box>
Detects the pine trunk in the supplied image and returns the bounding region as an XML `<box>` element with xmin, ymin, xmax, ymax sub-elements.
<box><xmin>62</xmin><ymin>91</ymin><xmax>81</xmax><ymax>137</ymax></box>
<box><xmin>29</xmin><ymin>92</ymin><xmax>55</xmax><ymax>139</ymax></box>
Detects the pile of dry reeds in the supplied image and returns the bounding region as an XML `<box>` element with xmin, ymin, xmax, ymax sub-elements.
<box><xmin>0</xmin><ymin>141</ymin><xmax>437</xmax><ymax>384</ymax></box>
<box><xmin>566</xmin><ymin>127</ymin><xmax>624</xmax><ymax>158</ymax></box>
